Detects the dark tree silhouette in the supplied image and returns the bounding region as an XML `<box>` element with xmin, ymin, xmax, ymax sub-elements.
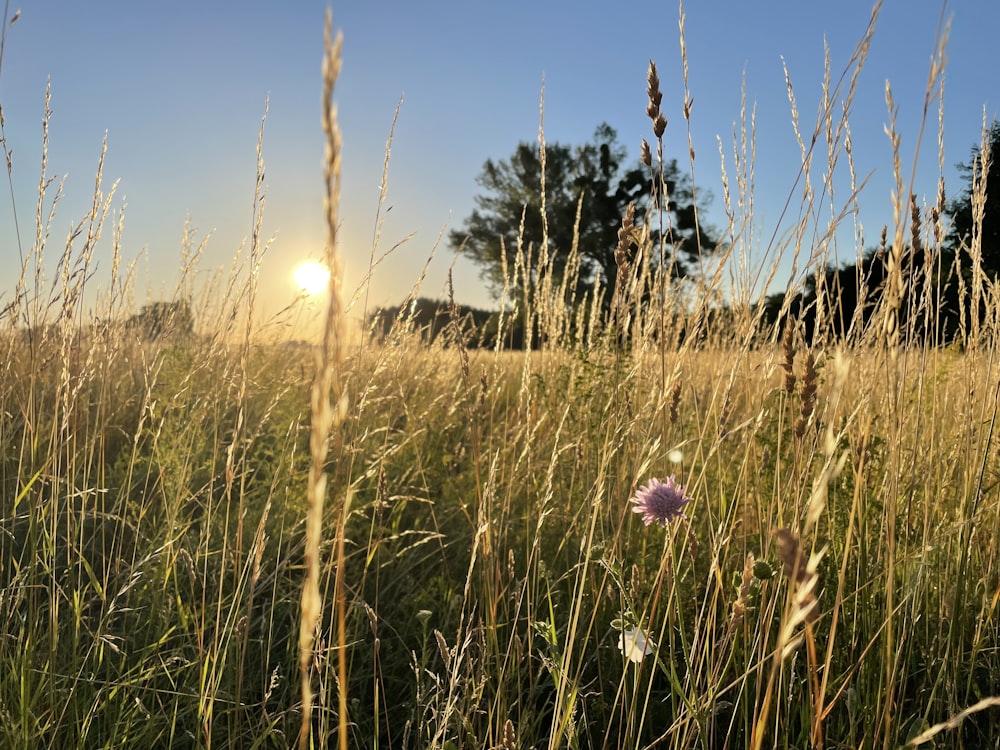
<box><xmin>127</xmin><ymin>301</ymin><xmax>194</xmax><ymax>340</ymax></box>
<box><xmin>945</xmin><ymin>118</ymin><xmax>1000</xmax><ymax>277</ymax></box>
<box><xmin>449</xmin><ymin>123</ymin><xmax>716</xmax><ymax>305</ymax></box>
<box><xmin>759</xmin><ymin>244</ymin><xmax>949</xmax><ymax>344</ymax></box>
<box><xmin>759</xmin><ymin>120</ymin><xmax>1000</xmax><ymax>347</ymax></box>
<box><xmin>370</xmin><ymin>297</ymin><xmax>544</xmax><ymax>350</ymax></box>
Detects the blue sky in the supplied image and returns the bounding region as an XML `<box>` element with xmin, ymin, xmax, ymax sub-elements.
<box><xmin>1</xmin><ymin>1</ymin><xmax>998</xmax><ymax>323</ymax></box>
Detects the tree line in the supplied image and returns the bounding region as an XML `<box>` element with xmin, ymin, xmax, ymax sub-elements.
<box><xmin>388</xmin><ymin>119</ymin><xmax>1000</xmax><ymax>349</ymax></box>
<box><xmin>758</xmin><ymin>120</ymin><xmax>1000</xmax><ymax>345</ymax></box>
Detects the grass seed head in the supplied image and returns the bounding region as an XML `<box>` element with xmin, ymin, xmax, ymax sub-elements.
<box><xmin>782</xmin><ymin>325</ymin><xmax>797</xmax><ymax>395</ymax></box>
<box><xmin>646</xmin><ymin>61</ymin><xmax>667</xmax><ymax>139</ymax></box>
<box><xmin>614</xmin><ymin>202</ymin><xmax>636</xmax><ymax>274</ymax></box>
<box><xmin>773</xmin><ymin>528</ymin><xmax>819</xmax><ymax>624</ymax></box>
<box><xmin>653</xmin><ymin>112</ymin><xmax>667</xmax><ymax>140</ymax></box>
<box><xmin>910</xmin><ymin>195</ymin><xmax>923</xmax><ymax>256</ymax></box>
<box><xmin>502</xmin><ymin>719</ymin><xmax>516</xmax><ymax>750</ymax></box>
<box><xmin>669</xmin><ymin>379</ymin><xmax>682</xmax><ymax>423</ymax></box>
<box><xmin>794</xmin><ymin>350</ymin><xmax>817</xmax><ymax>438</ymax></box>
<box><xmin>646</xmin><ymin>60</ymin><xmax>663</xmax><ymax>116</ymax></box>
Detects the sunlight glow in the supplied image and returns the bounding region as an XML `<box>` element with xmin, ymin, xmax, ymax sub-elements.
<box><xmin>293</xmin><ymin>260</ymin><xmax>330</xmax><ymax>296</ymax></box>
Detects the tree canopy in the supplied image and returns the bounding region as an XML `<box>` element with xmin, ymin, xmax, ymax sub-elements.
<box><xmin>449</xmin><ymin>123</ymin><xmax>717</xmax><ymax>305</ymax></box>
<box><xmin>946</xmin><ymin>118</ymin><xmax>1000</xmax><ymax>276</ymax></box>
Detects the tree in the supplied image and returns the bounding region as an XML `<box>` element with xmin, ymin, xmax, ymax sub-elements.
<box><xmin>449</xmin><ymin>123</ymin><xmax>716</xmax><ymax>305</ymax></box>
<box><xmin>757</xmin><ymin>242</ymin><xmax>956</xmax><ymax>345</ymax></box>
<box><xmin>756</xmin><ymin>124</ymin><xmax>1000</xmax><ymax>348</ymax></box>
<box><xmin>946</xmin><ymin>118</ymin><xmax>1000</xmax><ymax>277</ymax></box>
<box><xmin>127</xmin><ymin>300</ymin><xmax>194</xmax><ymax>340</ymax></box>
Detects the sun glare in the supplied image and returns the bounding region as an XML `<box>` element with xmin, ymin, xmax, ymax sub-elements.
<box><xmin>293</xmin><ymin>260</ymin><xmax>331</xmax><ymax>296</ymax></box>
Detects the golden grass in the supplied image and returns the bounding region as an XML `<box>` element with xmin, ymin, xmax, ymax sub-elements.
<box><xmin>2</xmin><ymin>2</ymin><xmax>1000</xmax><ymax>748</ymax></box>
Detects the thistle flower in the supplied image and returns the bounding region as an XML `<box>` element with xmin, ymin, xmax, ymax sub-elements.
<box><xmin>618</xmin><ymin>626</ymin><xmax>654</xmax><ymax>663</ymax></box>
<box><xmin>629</xmin><ymin>476</ymin><xmax>693</xmax><ymax>527</ymax></box>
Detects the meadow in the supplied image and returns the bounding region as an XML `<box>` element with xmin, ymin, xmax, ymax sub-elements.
<box><xmin>2</xmin><ymin>7</ymin><xmax>1000</xmax><ymax>750</ymax></box>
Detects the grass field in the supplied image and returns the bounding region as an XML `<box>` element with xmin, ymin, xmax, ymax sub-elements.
<box><xmin>2</xmin><ymin>6</ymin><xmax>1000</xmax><ymax>750</ymax></box>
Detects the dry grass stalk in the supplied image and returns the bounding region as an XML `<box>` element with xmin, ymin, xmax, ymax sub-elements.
<box><xmin>906</xmin><ymin>696</ymin><xmax>1000</xmax><ymax>746</ymax></box>
<box><xmin>299</xmin><ymin>11</ymin><xmax>347</xmax><ymax>750</ymax></box>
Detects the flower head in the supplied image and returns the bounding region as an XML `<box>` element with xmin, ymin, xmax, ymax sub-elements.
<box><xmin>629</xmin><ymin>475</ymin><xmax>692</xmax><ymax>527</ymax></box>
<box><xmin>618</xmin><ymin>625</ymin><xmax>654</xmax><ymax>663</ymax></box>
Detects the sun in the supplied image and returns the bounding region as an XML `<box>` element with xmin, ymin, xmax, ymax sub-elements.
<box><xmin>293</xmin><ymin>260</ymin><xmax>331</xmax><ymax>296</ymax></box>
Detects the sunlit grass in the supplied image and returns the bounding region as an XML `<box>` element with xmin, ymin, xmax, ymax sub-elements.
<box><xmin>1</xmin><ymin>3</ymin><xmax>999</xmax><ymax>749</ymax></box>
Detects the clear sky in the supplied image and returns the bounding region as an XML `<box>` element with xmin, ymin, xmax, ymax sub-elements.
<box><xmin>1</xmin><ymin>1</ymin><xmax>998</xmax><ymax>326</ymax></box>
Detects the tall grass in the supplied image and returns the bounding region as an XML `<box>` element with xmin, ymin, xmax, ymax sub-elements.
<box><xmin>1</xmin><ymin>2</ymin><xmax>999</xmax><ymax>748</ymax></box>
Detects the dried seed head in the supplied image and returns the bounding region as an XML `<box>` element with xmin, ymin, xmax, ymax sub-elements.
<box><xmin>375</xmin><ymin>464</ymin><xmax>389</xmax><ymax>515</ymax></box>
<box><xmin>685</xmin><ymin>522</ymin><xmax>699</xmax><ymax>563</ymax></box>
<box><xmin>653</xmin><ymin>112</ymin><xmax>667</xmax><ymax>140</ymax></box>
<box><xmin>669</xmin><ymin>380</ymin><xmax>682</xmax><ymax>423</ymax></box>
<box><xmin>252</xmin><ymin>530</ymin><xmax>267</xmax><ymax>586</ymax></box>
<box><xmin>910</xmin><ymin>194</ymin><xmax>923</xmax><ymax>256</ymax></box>
<box><xmin>646</xmin><ymin>60</ymin><xmax>663</xmax><ymax>114</ymax></box>
<box><xmin>502</xmin><ymin>719</ymin><xmax>516</xmax><ymax>750</ymax></box>
<box><xmin>930</xmin><ymin>205</ymin><xmax>942</xmax><ymax>247</ymax></box>
<box><xmin>434</xmin><ymin>629</ymin><xmax>451</xmax><ymax>671</ymax></box>
<box><xmin>264</xmin><ymin>666</ymin><xmax>281</xmax><ymax>701</ymax></box>
<box><xmin>614</xmin><ymin>202</ymin><xmax>636</xmax><ymax>272</ymax></box>
<box><xmin>640</xmin><ymin>138</ymin><xmax>652</xmax><ymax>169</ymax></box>
<box><xmin>794</xmin><ymin>350</ymin><xmax>817</xmax><ymax>438</ymax></box>
<box><xmin>731</xmin><ymin>599</ymin><xmax>746</xmax><ymax>625</ymax></box>
<box><xmin>774</xmin><ymin>528</ymin><xmax>820</xmax><ymax>625</ymax></box>
<box><xmin>774</xmin><ymin>527</ymin><xmax>803</xmax><ymax>581</ymax></box>
<box><xmin>781</xmin><ymin>325</ymin><xmax>796</xmax><ymax>395</ymax></box>
<box><xmin>364</xmin><ymin>603</ymin><xmax>378</xmax><ymax>636</ymax></box>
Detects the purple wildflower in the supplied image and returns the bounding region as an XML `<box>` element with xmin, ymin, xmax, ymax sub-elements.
<box><xmin>629</xmin><ymin>476</ymin><xmax>692</xmax><ymax>527</ymax></box>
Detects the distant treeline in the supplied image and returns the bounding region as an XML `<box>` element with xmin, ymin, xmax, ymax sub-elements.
<box><xmin>369</xmin><ymin>298</ymin><xmax>533</xmax><ymax>349</ymax></box>
<box><xmin>12</xmin><ymin>300</ymin><xmax>195</xmax><ymax>344</ymax></box>
<box><xmin>367</xmin><ymin>296</ymin><xmax>749</xmax><ymax>350</ymax></box>
<box><xmin>756</xmin><ymin>242</ymin><xmax>966</xmax><ymax>346</ymax></box>
<box><xmin>125</xmin><ymin>301</ymin><xmax>195</xmax><ymax>340</ymax></box>
<box><xmin>371</xmin><ymin>256</ymin><xmax>979</xmax><ymax>351</ymax></box>
<box><xmin>757</xmin><ymin>211</ymin><xmax>997</xmax><ymax>348</ymax></box>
